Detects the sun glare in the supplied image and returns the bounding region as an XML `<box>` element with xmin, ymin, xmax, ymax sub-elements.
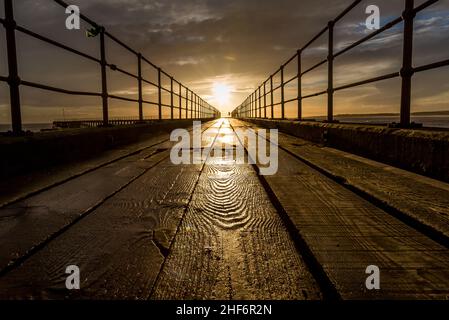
<box><xmin>212</xmin><ymin>83</ymin><xmax>231</xmax><ymax>107</ymax></box>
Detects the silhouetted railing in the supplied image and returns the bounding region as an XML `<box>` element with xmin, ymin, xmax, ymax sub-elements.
<box><xmin>231</xmin><ymin>0</ymin><xmax>449</xmax><ymax>128</ymax></box>
<box><xmin>53</xmin><ymin>117</ymin><xmax>163</xmax><ymax>129</ymax></box>
<box><xmin>0</xmin><ymin>0</ymin><xmax>220</xmax><ymax>135</ymax></box>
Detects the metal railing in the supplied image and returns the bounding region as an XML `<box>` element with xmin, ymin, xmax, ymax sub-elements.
<box><xmin>0</xmin><ymin>0</ymin><xmax>220</xmax><ymax>135</ymax></box>
<box><xmin>231</xmin><ymin>0</ymin><xmax>449</xmax><ymax>127</ymax></box>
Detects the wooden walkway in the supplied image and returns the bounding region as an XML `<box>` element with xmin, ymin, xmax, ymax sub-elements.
<box><xmin>0</xmin><ymin>119</ymin><xmax>449</xmax><ymax>299</ymax></box>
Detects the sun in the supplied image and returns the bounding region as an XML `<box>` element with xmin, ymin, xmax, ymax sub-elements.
<box><xmin>212</xmin><ymin>83</ymin><xmax>231</xmax><ymax>107</ymax></box>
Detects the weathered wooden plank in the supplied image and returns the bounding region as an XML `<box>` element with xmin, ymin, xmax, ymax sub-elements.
<box><xmin>0</xmin><ymin>121</ymin><xmax>217</xmax><ymax>275</ymax></box>
<box><xmin>234</xmin><ymin>119</ymin><xmax>449</xmax><ymax>299</ymax></box>
<box><xmin>0</xmin><ymin>124</ymin><xmax>219</xmax><ymax>299</ymax></box>
<box><xmin>151</xmin><ymin>120</ymin><xmax>321</xmax><ymax>300</ymax></box>
<box><xmin>247</xmin><ymin>122</ymin><xmax>449</xmax><ymax>242</ymax></box>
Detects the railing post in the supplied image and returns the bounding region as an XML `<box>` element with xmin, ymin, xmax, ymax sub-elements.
<box><xmin>157</xmin><ymin>68</ymin><xmax>162</xmax><ymax>120</ymax></box>
<box><xmin>195</xmin><ymin>93</ymin><xmax>197</xmax><ymax>119</ymax></box>
<box><xmin>179</xmin><ymin>83</ymin><xmax>182</xmax><ymax>119</ymax></box>
<box><xmin>137</xmin><ymin>53</ymin><xmax>143</xmax><ymax>121</ymax></box>
<box><xmin>400</xmin><ymin>0</ymin><xmax>415</xmax><ymax>127</ymax></box>
<box><xmin>297</xmin><ymin>49</ymin><xmax>303</xmax><ymax>121</ymax></box>
<box><xmin>190</xmin><ymin>91</ymin><xmax>193</xmax><ymax>119</ymax></box>
<box><xmin>192</xmin><ymin>94</ymin><xmax>195</xmax><ymax>119</ymax></box>
<box><xmin>185</xmin><ymin>88</ymin><xmax>189</xmax><ymax>119</ymax></box>
<box><xmin>193</xmin><ymin>93</ymin><xmax>198</xmax><ymax>119</ymax></box>
<box><xmin>253</xmin><ymin>91</ymin><xmax>256</xmax><ymax>118</ymax></box>
<box><xmin>327</xmin><ymin>20</ymin><xmax>335</xmax><ymax>122</ymax></box>
<box><xmin>250</xmin><ymin>92</ymin><xmax>254</xmax><ymax>118</ymax></box>
<box><xmin>195</xmin><ymin>95</ymin><xmax>198</xmax><ymax>119</ymax></box>
<box><xmin>258</xmin><ymin>86</ymin><xmax>262</xmax><ymax>118</ymax></box>
<box><xmin>201</xmin><ymin>99</ymin><xmax>203</xmax><ymax>119</ymax></box>
<box><xmin>270</xmin><ymin>75</ymin><xmax>274</xmax><ymax>119</ymax></box>
<box><xmin>170</xmin><ymin>77</ymin><xmax>174</xmax><ymax>120</ymax></box>
<box><xmin>263</xmin><ymin>81</ymin><xmax>267</xmax><ymax>118</ymax></box>
<box><xmin>281</xmin><ymin>65</ymin><xmax>285</xmax><ymax>119</ymax></box>
<box><xmin>249</xmin><ymin>93</ymin><xmax>252</xmax><ymax>118</ymax></box>
<box><xmin>100</xmin><ymin>27</ymin><xmax>109</xmax><ymax>126</ymax></box>
<box><xmin>4</xmin><ymin>0</ymin><xmax>22</xmax><ymax>134</ymax></box>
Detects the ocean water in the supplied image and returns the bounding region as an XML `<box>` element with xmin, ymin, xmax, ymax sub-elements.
<box><xmin>0</xmin><ymin>123</ymin><xmax>54</xmax><ymax>133</ymax></box>
<box><xmin>308</xmin><ymin>115</ymin><xmax>449</xmax><ymax>129</ymax></box>
<box><xmin>1</xmin><ymin>115</ymin><xmax>449</xmax><ymax>132</ymax></box>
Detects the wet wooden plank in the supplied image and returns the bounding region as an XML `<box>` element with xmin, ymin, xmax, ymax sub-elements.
<box><xmin>0</xmin><ymin>149</ymin><xmax>168</xmax><ymax>273</ymax></box>
<box><xmin>234</xmin><ymin>119</ymin><xmax>449</xmax><ymax>299</ymax></box>
<box><xmin>0</xmin><ymin>121</ymin><xmax>216</xmax><ymax>275</ymax></box>
<box><xmin>0</xmin><ymin>123</ymin><xmax>220</xmax><ymax>299</ymax></box>
<box><xmin>151</xmin><ymin>120</ymin><xmax>321</xmax><ymax>300</ymax></box>
<box><xmin>249</xmin><ymin>122</ymin><xmax>449</xmax><ymax>242</ymax></box>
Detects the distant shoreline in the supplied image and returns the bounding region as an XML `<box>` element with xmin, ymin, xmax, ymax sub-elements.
<box><xmin>310</xmin><ymin>110</ymin><xmax>449</xmax><ymax>118</ymax></box>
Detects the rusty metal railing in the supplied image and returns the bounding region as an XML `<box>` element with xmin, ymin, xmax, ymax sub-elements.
<box><xmin>0</xmin><ymin>0</ymin><xmax>220</xmax><ymax>135</ymax></box>
<box><xmin>231</xmin><ymin>0</ymin><xmax>449</xmax><ymax>128</ymax></box>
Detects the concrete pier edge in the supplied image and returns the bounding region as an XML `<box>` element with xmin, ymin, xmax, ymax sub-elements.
<box><xmin>242</xmin><ymin>118</ymin><xmax>449</xmax><ymax>183</ymax></box>
<box><xmin>0</xmin><ymin>119</ymin><xmax>207</xmax><ymax>179</ymax></box>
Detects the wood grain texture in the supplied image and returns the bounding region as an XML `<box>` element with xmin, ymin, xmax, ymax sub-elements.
<box><xmin>0</xmin><ymin>157</ymin><xmax>202</xmax><ymax>299</ymax></box>
<box><xmin>0</xmin><ymin>122</ymin><xmax>217</xmax><ymax>299</ymax></box>
<box><xmin>0</xmin><ymin>122</ymin><xmax>217</xmax><ymax>275</ymax></box>
<box><xmin>245</xmin><ymin>121</ymin><xmax>449</xmax><ymax>243</ymax></box>
<box><xmin>235</xmin><ymin>119</ymin><xmax>449</xmax><ymax>299</ymax></box>
<box><xmin>151</xmin><ymin>120</ymin><xmax>321</xmax><ymax>300</ymax></box>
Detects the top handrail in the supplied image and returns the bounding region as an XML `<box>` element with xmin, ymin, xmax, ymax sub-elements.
<box><xmin>232</xmin><ymin>0</ymin><xmax>448</xmax><ymax>127</ymax></box>
<box><xmin>1</xmin><ymin>0</ymin><xmax>220</xmax><ymax>134</ymax></box>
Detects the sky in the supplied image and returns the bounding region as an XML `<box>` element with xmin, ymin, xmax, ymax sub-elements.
<box><xmin>0</xmin><ymin>0</ymin><xmax>449</xmax><ymax>123</ymax></box>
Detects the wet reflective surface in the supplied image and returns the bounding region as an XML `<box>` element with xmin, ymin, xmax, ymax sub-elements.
<box><xmin>152</xmin><ymin>119</ymin><xmax>320</xmax><ymax>299</ymax></box>
<box><xmin>3</xmin><ymin>118</ymin><xmax>448</xmax><ymax>299</ymax></box>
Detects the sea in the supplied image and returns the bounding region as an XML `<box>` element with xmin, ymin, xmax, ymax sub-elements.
<box><xmin>1</xmin><ymin>115</ymin><xmax>449</xmax><ymax>132</ymax></box>
<box><xmin>335</xmin><ymin>115</ymin><xmax>449</xmax><ymax>129</ymax></box>
<box><xmin>0</xmin><ymin>123</ymin><xmax>54</xmax><ymax>133</ymax></box>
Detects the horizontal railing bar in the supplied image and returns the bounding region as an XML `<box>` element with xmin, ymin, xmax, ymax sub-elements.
<box><xmin>105</xmin><ymin>31</ymin><xmax>138</xmax><ymax>56</ymax></box>
<box><xmin>16</xmin><ymin>25</ymin><xmax>100</xmax><ymax>63</ymax></box>
<box><xmin>284</xmin><ymin>97</ymin><xmax>298</xmax><ymax>104</ymax></box>
<box><xmin>142</xmin><ymin>100</ymin><xmax>158</xmax><ymax>106</ymax></box>
<box><xmin>22</xmin><ymin>80</ymin><xmax>101</xmax><ymax>96</ymax></box>
<box><xmin>334</xmin><ymin>0</ymin><xmax>363</xmax><ymax>23</ymax></box>
<box><xmin>334</xmin><ymin>72</ymin><xmax>399</xmax><ymax>91</ymax></box>
<box><xmin>414</xmin><ymin>58</ymin><xmax>449</xmax><ymax>73</ymax></box>
<box><xmin>284</xmin><ymin>75</ymin><xmax>298</xmax><ymax>86</ymax></box>
<box><xmin>53</xmin><ymin>0</ymin><xmax>98</xmax><ymax>27</ymax></box>
<box><xmin>141</xmin><ymin>56</ymin><xmax>158</xmax><ymax>70</ymax></box>
<box><xmin>107</xmin><ymin>64</ymin><xmax>139</xmax><ymax>79</ymax></box>
<box><xmin>108</xmin><ymin>95</ymin><xmax>139</xmax><ymax>103</ymax></box>
<box><xmin>1</xmin><ymin>0</ymin><xmax>221</xmax><ymax>127</ymax></box>
<box><xmin>272</xmin><ymin>68</ymin><xmax>282</xmax><ymax>77</ymax></box>
<box><xmin>284</xmin><ymin>52</ymin><xmax>299</xmax><ymax>67</ymax></box>
<box><xmin>160</xmin><ymin>69</ymin><xmax>173</xmax><ymax>79</ymax></box>
<box><xmin>301</xmin><ymin>25</ymin><xmax>329</xmax><ymax>51</ymax></box>
<box><xmin>302</xmin><ymin>90</ymin><xmax>327</xmax><ymax>99</ymax></box>
<box><xmin>141</xmin><ymin>78</ymin><xmax>158</xmax><ymax>87</ymax></box>
<box><xmin>302</xmin><ymin>59</ymin><xmax>327</xmax><ymax>76</ymax></box>
<box><xmin>160</xmin><ymin>86</ymin><xmax>171</xmax><ymax>93</ymax></box>
<box><xmin>334</xmin><ymin>16</ymin><xmax>403</xmax><ymax>59</ymax></box>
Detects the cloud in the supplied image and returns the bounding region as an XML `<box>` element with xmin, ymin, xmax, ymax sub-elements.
<box><xmin>0</xmin><ymin>0</ymin><xmax>448</xmax><ymax>123</ymax></box>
